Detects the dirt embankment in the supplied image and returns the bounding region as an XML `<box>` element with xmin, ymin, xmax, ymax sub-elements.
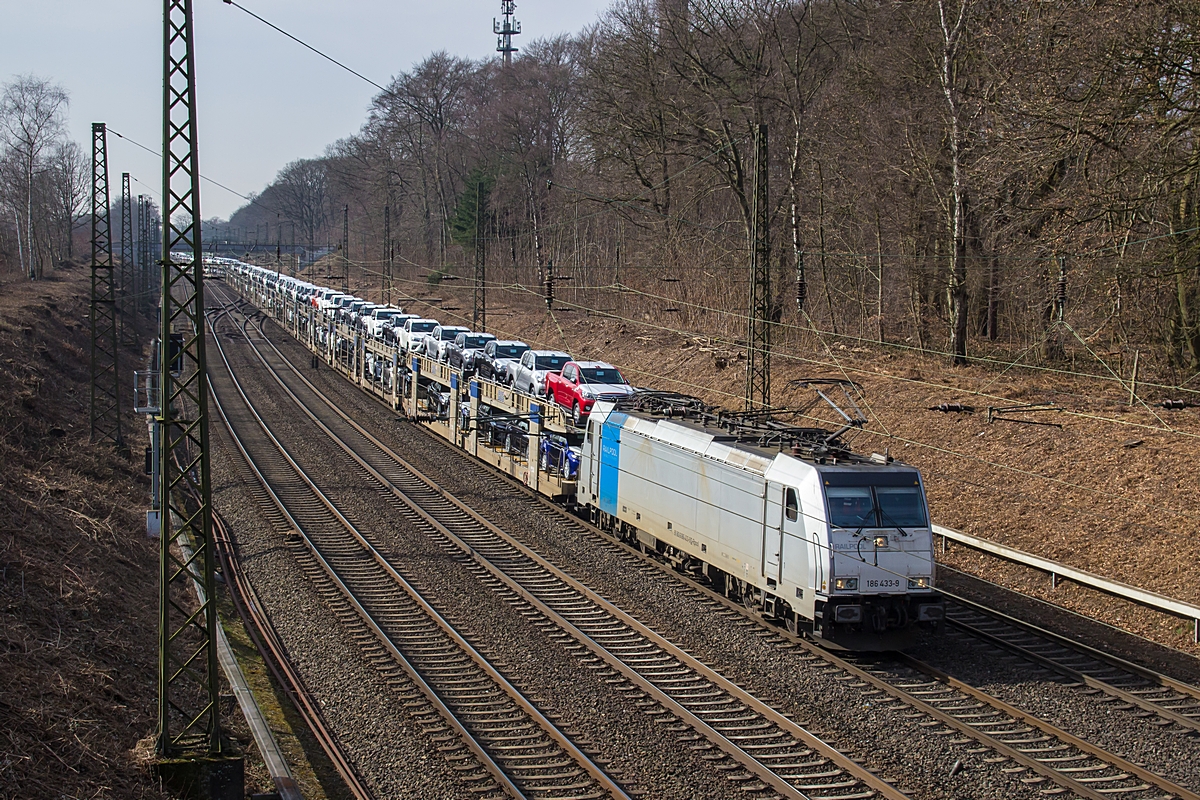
<box><xmin>0</xmin><ymin>265</ymin><xmax>168</xmax><ymax>799</ymax></box>
<box><xmin>381</xmin><ymin>276</ymin><xmax>1200</xmax><ymax>651</ymax></box>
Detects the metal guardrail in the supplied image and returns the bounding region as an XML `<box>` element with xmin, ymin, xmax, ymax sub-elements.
<box><xmin>935</xmin><ymin>524</ymin><xmax>1200</xmax><ymax>643</ymax></box>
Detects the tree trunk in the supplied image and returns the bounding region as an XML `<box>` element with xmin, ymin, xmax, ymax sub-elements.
<box><xmin>940</xmin><ymin>0</ymin><xmax>969</xmax><ymax>365</ymax></box>
<box><xmin>986</xmin><ymin>253</ymin><xmax>999</xmax><ymax>340</ymax></box>
<box><xmin>1174</xmin><ymin>268</ymin><xmax>1200</xmax><ymax>368</ymax></box>
<box><xmin>816</xmin><ymin>160</ymin><xmax>838</xmax><ymax>334</ymax></box>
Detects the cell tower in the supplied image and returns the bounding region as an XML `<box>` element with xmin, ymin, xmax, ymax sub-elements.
<box><xmin>495</xmin><ymin>0</ymin><xmax>521</xmax><ymax>67</ymax></box>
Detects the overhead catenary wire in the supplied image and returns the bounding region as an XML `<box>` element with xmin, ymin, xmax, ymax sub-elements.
<box><xmin>372</xmin><ymin>275</ymin><xmax>1200</xmax><ymax>544</ymax></box>
<box><xmin>218</xmin><ymin>0</ymin><xmax>757</xmax><ymax>248</ymax></box>
<box><xmin>357</xmin><ymin>271</ymin><xmax>1200</xmax><ymax>530</ymax></box>
<box><xmin>221</xmin><ymin>0</ymin><xmax>389</xmax><ymax>94</ymax></box>
<box><xmin>215</xmin><ymin>0</ymin><xmax>1200</xmax><ymax>548</ymax></box>
<box><xmin>217</xmin><ymin>2</ymin><xmax>1200</xmax><ymax>296</ymax></box>
<box><xmin>578</xmin><ymin>276</ymin><xmax>1190</xmax><ymax>413</ymax></box>
<box><xmin>327</xmin><ymin>254</ymin><xmax>1199</xmax><ymax>410</ymax></box>
<box><xmin>528</xmin><ymin>276</ymin><xmax>1200</xmax><ymax>404</ymax></box>
<box><xmin>261</xmin><ymin>260</ymin><xmax>1200</xmax><ymax>550</ymax></box>
<box><xmin>109</xmin><ymin>128</ymin><xmax>265</xmax><ymax>209</ymax></box>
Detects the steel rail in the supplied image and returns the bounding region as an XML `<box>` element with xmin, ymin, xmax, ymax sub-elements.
<box><xmin>212</xmin><ymin>511</ymin><xmax>369</xmax><ymax>800</ymax></box>
<box><xmin>940</xmin><ymin>592</ymin><xmax>1200</xmax><ymax>732</ymax></box>
<box><xmin>518</xmin><ymin>509</ymin><xmax>1200</xmax><ymax>800</ymax></box>
<box><xmin>890</xmin><ymin>653</ymin><xmax>1200</xmax><ymax>800</ymax></box>
<box><xmin>220</xmin><ymin>289</ymin><xmax>910</xmax><ymax>800</ymax></box>
<box><xmin>208</xmin><ymin>309</ymin><xmax>526</xmax><ymax>800</ymax></box>
<box><xmin>207</xmin><ymin>305</ymin><xmax>630</xmax><ymax>800</ymax></box>
<box><xmin>227</xmin><ymin>280</ymin><xmax>1200</xmax><ymax>800</ymax></box>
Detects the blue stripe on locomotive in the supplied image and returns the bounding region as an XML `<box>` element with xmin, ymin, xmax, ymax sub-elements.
<box><xmin>598</xmin><ymin>412</ymin><xmax>626</xmax><ymax>515</ymax></box>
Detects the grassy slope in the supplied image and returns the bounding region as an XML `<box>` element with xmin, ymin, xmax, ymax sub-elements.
<box><xmin>0</xmin><ymin>264</ymin><xmax>175</xmax><ymax>798</ymax></box>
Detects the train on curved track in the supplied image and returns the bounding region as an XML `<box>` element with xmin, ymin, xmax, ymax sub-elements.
<box><xmin>217</xmin><ymin>257</ymin><xmax>944</xmax><ymax>649</ymax></box>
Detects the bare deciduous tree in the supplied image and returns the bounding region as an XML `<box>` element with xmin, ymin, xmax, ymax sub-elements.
<box><xmin>0</xmin><ymin>75</ymin><xmax>69</xmax><ymax>279</ymax></box>
<box><xmin>273</xmin><ymin>158</ymin><xmax>329</xmax><ymax>251</ymax></box>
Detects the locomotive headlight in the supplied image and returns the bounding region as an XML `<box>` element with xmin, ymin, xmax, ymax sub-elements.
<box><xmin>907</xmin><ymin>577</ymin><xmax>930</xmax><ymax>589</ymax></box>
<box><xmin>834</xmin><ymin>577</ymin><xmax>858</xmax><ymax>591</ymax></box>
<box><xmin>873</xmin><ymin>535</ymin><xmax>889</xmax><ymax>548</ymax></box>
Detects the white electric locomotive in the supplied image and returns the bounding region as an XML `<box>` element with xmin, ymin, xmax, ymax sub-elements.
<box><xmin>578</xmin><ymin>392</ymin><xmax>943</xmax><ymax>649</ymax></box>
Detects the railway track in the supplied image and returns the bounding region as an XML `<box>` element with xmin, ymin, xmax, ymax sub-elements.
<box><xmin>941</xmin><ymin>592</ymin><xmax>1200</xmax><ymax>732</ymax></box>
<box><xmin>210</xmin><ymin>288</ymin><xmax>910</xmax><ymax>800</ymax></box>
<box><xmin>207</xmin><ymin>305</ymin><xmax>631</xmax><ymax>800</ymax></box>
<box><xmin>212</xmin><ymin>510</ymin><xmax>374</xmax><ymax>800</ymax></box>
<box><xmin>217</xmin><ymin>285</ymin><xmax>1200</xmax><ymax>800</ymax></box>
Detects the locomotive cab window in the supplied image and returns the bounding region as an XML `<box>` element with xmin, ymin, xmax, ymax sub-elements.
<box><xmin>827</xmin><ymin>487</ymin><xmax>876</xmax><ymax>528</ymax></box>
<box><xmin>785</xmin><ymin>488</ymin><xmax>799</xmax><ymax>522</ymax></box>
<box><xmin>876</xmin><ymin>487</ymin><xmax>926</xmax><ymax>527</ymax></box>
<box><xmin>824</xmin><ymin>478</ymin><xmax>928</xmax><ymax>529</ymax></box>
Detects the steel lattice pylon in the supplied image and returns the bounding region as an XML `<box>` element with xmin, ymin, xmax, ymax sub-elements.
<box><xmin>383</xmin><ymin>204</ymin><xmax>393</xmax><ymax>306</ymax></box>
<box><xmin>137</xmin><ymin>195</ymin><xmax>147</xmax><ymax>316</ymax></box>
<box><xmin>158</xmin><ymin>0</ymin><xmax>221</xmax><ymax>758</ymax></box>
<box><xmin>91</xmin><ymin>123</ymin><xmax>124</xmax><ymax>448</ymax></box>
<box><xmin>120</xmin><ymin>173</ymin><xmax>135</xmax><ymax>345</ymax></box>
<box><xmin>473</xmin><ymin>182</ymin><xmax>487</xmax><ymax>332</ymax></box>
<box><xmin>341</xmin><ymin>204</ymin><xmax>349</xmax><ymax>294</ymax></box>
<box><xmin>745</xmin><ymin>123</ymin><xmax>771</xmax><ymax>412</ymax></box>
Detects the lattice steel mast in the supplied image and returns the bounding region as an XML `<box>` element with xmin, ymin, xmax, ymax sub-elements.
<box><xmin>341</xmin><ymin>204</ymin><xmax>349</xmax><ymax>294</ymax></box>
<box><xmin>745</xmin><ymin>123</ymin><xmax>771</xmax><ymax>412</ymax></box>
<box><xmin>157</xmin><ymin>0</ymin><xmax>223</xmax><ymax>762</ymax></box>
<box><xmin>383</xmin><ymin>203</ymin><xmax>393</xmax><ymax>306</ymax></box>
<box><xmin>473</xmin><ymin>182</ymin><xmax>487</xmax><ymax>332</ymax></box>
<box><xmin>121</xmin><ymin>173</ymin><xmax>135</xmax><ymax>345</ymax></box>
<box><xmin>138</xmin><ymin>195</ymin><xmax>147</xmax><ymax>316</ymax></box>
<box><xmin>90</xmin><ymin>123</ymin><xmax>124</xmax><ymax>448</ymax></box>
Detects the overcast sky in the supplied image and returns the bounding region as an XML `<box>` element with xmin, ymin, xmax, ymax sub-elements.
<box><xmin>0</xmin><ymin>0</ymin><xmax>611</xmax><ymax>218</ymax></box>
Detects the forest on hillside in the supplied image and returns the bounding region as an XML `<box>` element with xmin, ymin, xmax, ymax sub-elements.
<box><xmin>220</xmin><ymin>0</ymin><xmax>1199</xmax><ymax>385</ymax></box>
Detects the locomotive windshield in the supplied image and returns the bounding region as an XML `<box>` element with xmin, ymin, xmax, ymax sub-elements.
<box><xmin>824</xmin><ymin>478</ymin><xmax>927</xmax><ymax>528</ymax></box>
<box><xmin>876</xmin><ymin>487</ymin><xmax>927</xmax><ymax>527</ymax></box>
<box><xmin>827</xmin><ymin>488</ymin><xmax>877</xmax><ymax>528</ymax></box>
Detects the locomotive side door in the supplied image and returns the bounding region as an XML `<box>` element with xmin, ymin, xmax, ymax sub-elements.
<box><xmin>763</xmin><ymin>480</ymin><xmax>785</xmax><ymax>582</ymax></box>
<box><xmin>583</xmin><ymin>414</ymin><xmax>601</xmax><ymax>504</ymax></box>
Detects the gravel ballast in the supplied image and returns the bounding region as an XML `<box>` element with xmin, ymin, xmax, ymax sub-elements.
<box><xmin>210</xmin><ymin>298</ymin><xmax>1129</xmax><ymax>799</ymax></box>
